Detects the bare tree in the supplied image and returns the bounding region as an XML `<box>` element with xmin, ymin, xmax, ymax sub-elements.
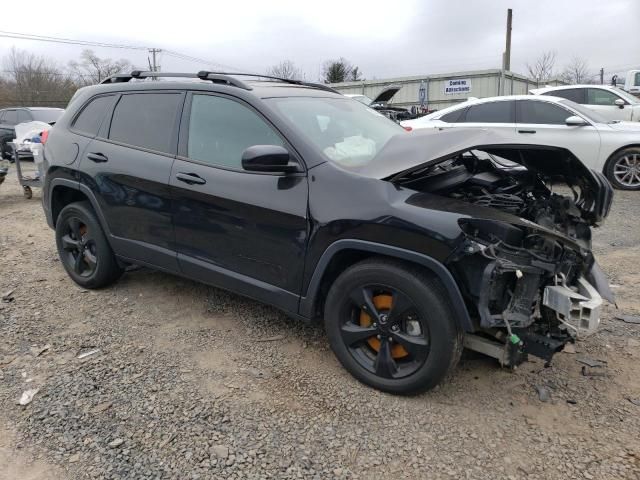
<box><xmin>69</xmin><ymin>49</ymin><xmax>133</xmax><ymax>86</ymax></box>
<box><xmin>349</xmin><ymin>66</ymin><xmax>363</xmax><ymax>82</ymax></box>
<box><xmin>560</xmin><ymin>56</ymin><xmax>595</xmax><ymax>84</ymax></box>
<box><xmin>266</xmin><ymin>60</ymin><xmax>303</xmax><ymax>80</ymax></box>
<box><xmin>526</xmin><ymin>51</ymin><xmax>557</xmax><ymax>82</ymax></box>
<box><xmin>0</xmin><ymin>47</ymin><xmax>76</xmax><ymax>108</ymax></box>
<box><xmin>321</xmin><ymin>58</ymin><xmax>362</xmax><ymax>84</ymax></box>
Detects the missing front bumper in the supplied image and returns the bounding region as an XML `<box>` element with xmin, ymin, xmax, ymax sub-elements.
<box><xmin>542</xmin><ymin>276</ymin><xmax>603</xmax><ymax>336</ymax></box>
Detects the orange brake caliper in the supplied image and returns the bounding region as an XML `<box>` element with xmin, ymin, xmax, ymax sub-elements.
<box><xmin>359</xmin><ymin>294</ymin><xmax>409</xmax><ymax>359</ymax></box>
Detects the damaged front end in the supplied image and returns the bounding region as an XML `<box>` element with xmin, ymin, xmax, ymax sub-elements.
<box><xmin>393</xmin><ymin>144</ymin><xmax>614</xmax><ymax>367</ymax></box>
<box><xmin>452</xmin><ymin>221</ymin><xmax>606</xmax><ymax>367</ymax></box>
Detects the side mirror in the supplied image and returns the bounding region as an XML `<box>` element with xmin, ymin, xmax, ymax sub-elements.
<box><xmin>241</xmin><ymin>145</ymin><xmax>299</xmax><ymax>173</ymax></box>
<box><xmin>614</xmin><ymin>98</ymin><xmax>625</xmax><ymax>108</ymax></box>
<box><xmin>565</xmin><ymin>116</ymin><xmax>588</xmax><ymax>127</ymax></box>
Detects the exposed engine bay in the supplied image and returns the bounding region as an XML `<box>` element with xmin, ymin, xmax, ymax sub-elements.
<box><xmin>394</xmin><ymin>147</ymin><xmax>615</xmax><ymax>367</ymax></box>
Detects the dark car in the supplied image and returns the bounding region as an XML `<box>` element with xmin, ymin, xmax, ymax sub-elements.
<box><xmin>345</xmin><ymin>85</ymin><xmax>418</xmax><ymax>122</ymax></box>
<box><xmin>0</xmin><ymin>107</ymin><xmax>64</xmax><ymax>160</ymax></box>
<box><xmin>41</xmin><ymin>71</ymin><xmax>613</xmax><ymax>394</ymax></box>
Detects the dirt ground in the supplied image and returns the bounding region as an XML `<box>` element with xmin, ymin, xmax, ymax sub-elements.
<box><xmin>1</xmin><ymin>163</ymin><xmax>639</xmax><ymax>479</ymax></box>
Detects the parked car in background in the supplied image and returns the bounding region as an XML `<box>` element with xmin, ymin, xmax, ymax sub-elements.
<box><xmin>530</xmin><ymin>85</ymin><xmax>640</xmax><ymax>122</ymax></box>
<box><xmin>0</xmin><ymin>107</ymin><xmax>64</xmax><ymax>160</ymax></box>
<box><xmin>41</xmin><ymin>71</ymin><xmax>612</xmax><ymax>394</ymax></box>
<box><xmin>401</xmin><ymin>95</ymin><xmax>640</xmax><ymax>190</ymax></box>
<box><xmin>345</xmin><ymin>85</ymin><xmax>415</xmax><ymax>122</ymax></box>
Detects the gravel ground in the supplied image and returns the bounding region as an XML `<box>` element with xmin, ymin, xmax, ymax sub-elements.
<box><xmin>1</xmin><ymin>164</ymin><xmax>639</xmax><ymax>480</ymax></box>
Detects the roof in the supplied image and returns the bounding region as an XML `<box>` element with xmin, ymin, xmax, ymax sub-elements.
<box><xmin>90</xmin><ymin>71</ymin><xmax>343</xmax><ymax>99</ymax></box>
<box><xmin>530</xmin><ymin>84</ymin><xmax>619</xmax><ymax>94</ymax></box>
<box><xmin>0</xmin><ymin>106</ymin><xmax>64</xmax><ymax>111</ymax></box>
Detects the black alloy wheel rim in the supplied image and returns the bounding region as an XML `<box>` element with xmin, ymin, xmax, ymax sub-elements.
<box><xmin>339</xmin><ymin>284</ymin><xmax>430</xmax><ymax>380</ymax></box>
<box><xmin>60</xmin><ymin>217</ymin><xmax>98</xmax><ymax>277</ymax></box>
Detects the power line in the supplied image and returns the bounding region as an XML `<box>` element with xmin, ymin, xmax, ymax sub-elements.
<box><xmin>0</xmin><ymin>30</ymin><xmax>244</xmax><ymax>71</ymax></box>
<box><xmin>0</xmin><ymin>30</ymin><xmax>149</xmax><ymax>51</ymax></box>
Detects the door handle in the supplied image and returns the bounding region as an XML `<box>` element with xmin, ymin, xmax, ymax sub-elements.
<box><xmin>87</xmin><ymin>152</ymin><xmax>108</xmax><ymax>162</ymax></box>
<box><xmin>517</xmin><ymin>129</ymin><xmax>536</xmax><ymax>134</ymax></box>
<box><xmin>176</xmin><ymin>172</ymin><xmax>206</xmax><ymax>185</ymax></box>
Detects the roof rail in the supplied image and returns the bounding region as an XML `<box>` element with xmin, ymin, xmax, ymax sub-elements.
<box><xmin>100</xmin><ymin>71</ymin><xmax>252</xmax><ymax>90</ymax></box>
<box><xmin>100</xmin><ymin>70</ymin><xmax>342</xmax><ymax>94</ymax></box>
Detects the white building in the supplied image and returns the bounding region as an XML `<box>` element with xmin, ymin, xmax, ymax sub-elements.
<box><xmin>331</xmin><ymin>69</ymin><xmax>566</xmax><ymax>111</ymax></box>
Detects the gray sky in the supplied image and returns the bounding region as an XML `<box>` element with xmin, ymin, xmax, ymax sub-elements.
<box><xmin>1</xmin><ymin>0</ymin><xmax>638</xmax><ymax>82</ymax></box>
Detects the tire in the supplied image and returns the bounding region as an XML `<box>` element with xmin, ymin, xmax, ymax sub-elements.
<box><xmin>55</xmin><ymin>201</ymin><xmax>123</xmax><ymax>289</ymax></box>
<box><xmin>324</xmin><ymin>258</ymin><xmax>462</xmax><ymax>395</ymax></box>
<box><xmin>604</xmin><ymin>148</ymin><xmax>640</xmax><ymax>190</ymax></box>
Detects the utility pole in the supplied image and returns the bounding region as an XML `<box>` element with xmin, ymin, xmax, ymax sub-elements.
<box><xmin>501</xmin><ymin>8</ymin><xmax>513</xmax><ymax>95</ymax></box>
<box><xmin>148</xmin><ymin>48</ymin><xmax>162</xmax><ymax>72</ymax></box>
<box><xmin>504</xmin><ymin>8</ymin><xmax>512</xmax><ymax>72</ymax></box>
<box><xmin>600</xmin><ymin>67</ymin><xmax>604</xmax><ymax>85</ymax></box>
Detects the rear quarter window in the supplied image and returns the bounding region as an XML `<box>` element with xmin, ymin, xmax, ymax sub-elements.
<box><xmin>439</xmin><ymin>108</ymin><xmax>466</xmax><ymax>123</ymax></box>
<box><xmin>72</xmin><ymin>95</ymin><xmax>117</xmax><ymax>137</ymax></box>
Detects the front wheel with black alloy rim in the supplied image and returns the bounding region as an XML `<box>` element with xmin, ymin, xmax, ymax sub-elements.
<box><xmin>324</xmin><ymin>258</ymin><xmax>463</xmax><ymax>394</ymax></box>
<box><xmin>605</xmin><ymin>148</ymin><xmax>640</xmax><ymax>190</ymax></box>
<box><xmin>55</xmin><ymin>201</ymin><xmax>123</xmax><ymax>289</ymax></box>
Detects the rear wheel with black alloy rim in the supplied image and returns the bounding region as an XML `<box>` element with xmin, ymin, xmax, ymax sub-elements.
<box><xmin>605</xmin><ymin>148</ymin><xmax>640</xmax><ymax>190</ymax></box>
<box><xmin>324</xmin><ymin>258</ymin><xmax>462</xmax><ymax>394</ymax></box>
<box><xmin>55</xmin><ymin>201</ymin><xmax>123</xmax><ymax>289</ymax></box>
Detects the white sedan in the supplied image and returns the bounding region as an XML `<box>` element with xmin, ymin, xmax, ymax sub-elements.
<box><xmin>530</xmin><ymin>85</ymin><xmax>640</xmax><ymax>122</ymax></box>
<box><xmin>401</xmin><ymin>95</ymin><xmax>640</xmax><ymax>190</ymax></box>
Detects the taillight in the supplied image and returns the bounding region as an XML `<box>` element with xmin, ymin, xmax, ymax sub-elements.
<box><xmin>41</xmin><ymin>130</ymin><xmax>49</xmax><ymax>144</ymax></box>
<box><xmin>403</xmin><ymin>126</ymin><xmax>412</xmax><ymax>132</ymax></box>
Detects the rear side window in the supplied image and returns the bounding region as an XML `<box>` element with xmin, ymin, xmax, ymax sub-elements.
<box><xmin>187</xmin><ymin>94</ymin><xmax>284</xmax><ymax>169</ymax></box>
<box><xmin>109</xmin><ymin>93</ymin><xmax>182</xmax><ymax>154</ymax></box>
<box><xmin>17</xmin><ymin>110</ymin><xmax>32</xmax><ymax>123</ymax></box>
<box><xmin>439</xmin><ymin>108</ymin><xmax>466</xmax><ymax>123</ymax></box>
<box><xmin>517</xmin><ymin>100</ymin><xmax>571</xmax><ymax>125</ymax></box>
<box><xmin>462</xmin><ymin>101</ymin><xmax>514</xmax><ymax>123</ymax></box>
<box><xmin>543</xmin><ymin>88</ymin><xmax>585</xmax><ymax>103</ymax></box>
<box><xmin>73</xmin><ymin>95</ymin><xmax>117</xmax><ymax>136</ymax></box>
<box><xmin>2</xmin><ymin>110</ymin><xmax>17</xmax><ymax>125</ymax></box>
<box><xmin>586</xmin><ymin>89</ymin><xmax>621</xmax><ymax>106</ymax></box>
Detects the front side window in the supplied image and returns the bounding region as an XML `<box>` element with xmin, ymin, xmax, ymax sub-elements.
<box><xmin>517</xmin><ymin>100</ymin><xmax>572</xmax><ymax>125</ymax></box>
<box><xmin>73</xmin><ymin>95</ymin><xmax>117</xmax><ymax>137</ymax></box>
<box><xmin>109</xmin><ymin>93</ymin><xmax>182</xmax><ymax>154</ymax></box>
<box><xmin>188</xmin><ymin>94</ymin><xmax>284</xmax><ymax>169</ymax></box>
<box><xmin>266</xmin><ymin>96</ymin><xmax>404</xmax><ymax>168</ymax></box>
<box><xmin>543</xmin><ymin>88</ymin><xmax>585</xmax><ymax>103</ymax></box>
<box><xmin>462</xmin><ymin>101</ymin><xmax>514</xmax><ymax>123</ymax></box>
<box><xmin>587</xmin><ymin>89</ymin><xmax>622</xmax><ymax>106</ymax></box>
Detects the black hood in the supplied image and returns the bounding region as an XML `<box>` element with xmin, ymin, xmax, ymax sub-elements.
<box><xmin>348</xmin><ymin>129</ymin><xmax>612</xmax><ymax>224</ymax></box>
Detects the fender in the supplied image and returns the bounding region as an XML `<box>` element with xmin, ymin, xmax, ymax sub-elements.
<box><xmin>299</xmin><ymin>239</ymin><xmax>476</xmax><ymax>332</ymax></box>
<box><xmin>47</xmin><ymin>177</ymin><xmax>113</xmax><ymax>240</ymax></box>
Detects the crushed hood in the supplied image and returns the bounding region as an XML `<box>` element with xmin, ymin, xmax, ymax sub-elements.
<box><xmin>347</xmin><ymin>128</ymin><xmax>612</xmax><ymax>224</ymax></box>
<box><xmin>354</xmin><ymin>129</ymin><xmax>597</xmax><ymax>185</ymax></box>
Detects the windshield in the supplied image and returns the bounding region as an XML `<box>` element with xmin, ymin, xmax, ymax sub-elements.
<box><xmin>266</xmin><ymin>96</ymin><xmax>405</xmax><ymax>167</ymax></box>
<box><xmin>30</xmin><ymin>109</ymin><xmax>64</xmax><ymax>124</ymax></box>
<box><xmin>559</xmin><ymin>99</ymin><xmax>610</xmax><ymax>124</ymax></box>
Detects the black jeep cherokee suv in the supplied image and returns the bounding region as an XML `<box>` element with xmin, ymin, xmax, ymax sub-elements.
<box><xmin>42</xmin><ymin>71</ymin><xmax>614</xmax><ymax>394</ymax></box>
